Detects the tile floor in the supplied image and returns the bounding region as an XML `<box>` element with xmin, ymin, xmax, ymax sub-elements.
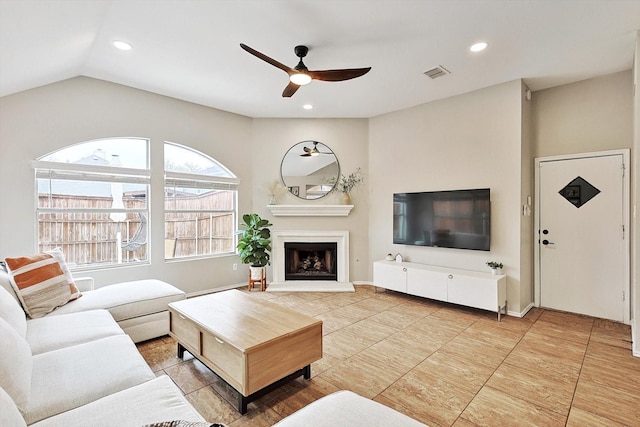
<box><xmin>136</xmin><ymin>286</ymin><xmax>639</xmax><ymax>427</ymax></box>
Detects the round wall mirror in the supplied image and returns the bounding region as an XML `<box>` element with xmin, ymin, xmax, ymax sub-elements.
<box><xmin>280</xmin><ymin>141</ymin><xmax>340</xmax><ymax>200</ymax></box>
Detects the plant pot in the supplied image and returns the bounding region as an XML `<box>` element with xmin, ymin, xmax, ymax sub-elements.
<box><xmin>250</xmin><ymin>265</ymin><xmax>265</xmax><ymax>280</ymax></box>
<box><xmin>341</xmin><ymin>193</ymin><xmax>352</xmax><ymax>205</ymax></box>
<box><xmin>490</xmin><ymin>268</ymin><xmax>502</xmax><ymax>275</ymax></box>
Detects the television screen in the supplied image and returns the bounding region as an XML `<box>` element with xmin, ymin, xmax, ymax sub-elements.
<box><xmin>393</xmin><ymin>188</ymin><xmax>490</xmax><ymax>251</ymax></box>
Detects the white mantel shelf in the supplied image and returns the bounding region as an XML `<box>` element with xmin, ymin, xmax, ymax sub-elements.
<box><xmin>266</xmin><ymin>204</ymin><xmax>354</xmax><ymax>217</ymax></box>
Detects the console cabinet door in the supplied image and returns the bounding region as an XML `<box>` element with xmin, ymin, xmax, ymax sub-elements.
<box><xmin>407</xmin><ymin>268</ymin><xmax>448</xmax><ymax>301</ymax></box>
<box><xmin>447</xmin><ymin>274</ymin><xmax>497</xmax><ymax>312</ymax></box>
<box><xmin>373</xmin><ymin>262</ymin><xmax>407</xmax><ymax>292</ymax></box>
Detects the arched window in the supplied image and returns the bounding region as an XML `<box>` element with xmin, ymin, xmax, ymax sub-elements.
<box><xmin>34</xmin><ymin>138</ymin><xmax>150</xmax><ymax>267</ymax></box>
<box><xmin>164</xmin><ymin>142</ymin><xmax>239</xmax><ymax>259</ymax></box>
<box><xmin>33</xmin><ymin>138</ymin><xmax>238</xmax><ymax>268</ymax></box>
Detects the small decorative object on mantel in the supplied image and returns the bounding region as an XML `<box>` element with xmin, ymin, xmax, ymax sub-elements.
<box><xmin>330</xmin><ymin>167</ymin><xmax>364</xmax><ymax>205</ymax></box>
<box><xmin>385</xmin><ymin>253</ymin><xmax>394</xmax><ymax>261</ymax></box>
<box><xmin>266</xmin><ymin>179</ymin><xmax>287</xmax><ymax>205</ymax></box>
<box><xmin>395</xmin><ymin>253</ymin><xmax>403</xmax><ymax>263</ymax></box>
<box><xmin>486</xmin><ymin>261</ymin><xmax>503</xmax><ymax>275</ymax></box>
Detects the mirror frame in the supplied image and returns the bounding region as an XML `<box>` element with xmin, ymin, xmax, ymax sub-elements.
<box><xmin>280</xmin><ymin>141</ymin><xmax>340</xmax><ymax>200</ymax></box>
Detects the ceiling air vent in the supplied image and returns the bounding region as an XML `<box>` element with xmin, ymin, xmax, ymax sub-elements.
<box><xmin>424</xmin><ymin>66</ymin><xmax>450</xmax><ymax>79</ymax></box>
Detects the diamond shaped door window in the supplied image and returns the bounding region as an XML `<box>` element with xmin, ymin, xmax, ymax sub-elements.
<box><xmin>559</xmin><ymin>176</ymin><xmax>600</xmax><ymax>208</ymax></box>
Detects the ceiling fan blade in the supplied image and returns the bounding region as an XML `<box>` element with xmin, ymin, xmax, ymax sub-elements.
<box><xmin>282</xmin><ymin>81</ymin><xmax>300</xmax><ymax>97</ymax></box>
<box><xmin>309</xmin><ymin>67</ymin><xmax>371</xmax><ymax>82</ymax></box>
<box><xmin>240</xmin><ymin>43</ymin><xmax>294</xmax><ymax>74</ymax></box>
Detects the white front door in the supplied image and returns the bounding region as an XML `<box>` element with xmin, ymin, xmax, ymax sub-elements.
<box><xmin>536</xmin><ymin>151</ymin><xmax>628</xmax><ymax>322</ymax></box>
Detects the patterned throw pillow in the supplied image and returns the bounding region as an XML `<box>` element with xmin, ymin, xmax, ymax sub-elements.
<box><xmin>5</xmin><ymin>248</ymin><xmax>81</xmax><ymax>318</ymax></box>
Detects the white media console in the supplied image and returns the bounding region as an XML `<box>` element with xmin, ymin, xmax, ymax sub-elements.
<box><xmin>373</xmin><ymin>260</ymin><xmax>507</xmax><ymax>321</ymax></box>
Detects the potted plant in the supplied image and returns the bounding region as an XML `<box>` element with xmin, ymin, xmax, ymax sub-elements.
<box><xmin>237</xmin><ymin>213</ymin><xmax>272</xmax><ymax>280</ymax></box>
<box><xmin>486</xmin><ymin>261</ymin><xmax>503</xmax><ymax>275</ymax></box>
<box><xmin>331</xmin><ymin>167</ymin><xmax>364</xmax><ymax>204</ymax></box>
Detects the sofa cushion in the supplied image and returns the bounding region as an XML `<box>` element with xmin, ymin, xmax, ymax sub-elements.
<box><xmin>5</xmin><ymin>249</ymin><xmax>81</xmax><ymax>318</ymax></box>
<box><xmin>271</xmin><ymin>390</ymin><xmax>428</xmax><ymax>427</ymax></box>
<box><xmin>0</xmin><ymin>317</ymin><xmax>32</xmax><ymax>413</ymax></box>
<box><xmin>30</xmin><ymin>376</ymin><xmax>206</xmax><ymax>427</ymax></box>
<box><xmin>0</xmin><ymin>386</ymin><xmax>27</xmax><ymax>427</ymax></box>
<box><xmin>48</xmin><ymin>279</ymin><xmax>185</xmax><ymax>322</ymax></box>
<box><xmin>25</xmin><ymin>334</ymin><xmax>156</xmax><ymax>424</ymax></box>
<box><xmin>0</xmin><ymin>281</ymin><xmax>27</xmax><ymax>337</ymax></box>
<box><xmin>0</xmin><ymin>269</ymin><xmax>20</xmax><ymax>303</ymax></box>
<box><xmin>26</xmin><ymin>309</ymin><xmax>124</xmax><ymax>354</ymax></box>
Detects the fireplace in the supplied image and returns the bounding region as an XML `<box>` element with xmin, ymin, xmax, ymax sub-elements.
<box><xmin>271</xmin><ymin>230</ymin><xmax>349</xmax><ymax>285</ymax></box>
<box><xmin>285</xmin><ymin>242</ymin><xmax>337</xmax><ymax>281</ymax></box>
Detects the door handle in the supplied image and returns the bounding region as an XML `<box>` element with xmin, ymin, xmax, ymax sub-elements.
<box><xmin>542</xmin><ymin>239</ymin><xmax>555</xmax><ymax>246</ymax></box>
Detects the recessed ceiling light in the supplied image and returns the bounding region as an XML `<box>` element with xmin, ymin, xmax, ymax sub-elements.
<box><xmin>303</xmin><ymin>104</ymin><xmax>313</xmax><ymax>110</ymax></box>
<box><xmin>113</xmin><ymin>40</ymin><xmax>132</xmax><ymax>51</ymax></box>
<box><xmin>470</xmin><ymin>42</ymin><xmax>488</xmax><ymax>52</ymax></box>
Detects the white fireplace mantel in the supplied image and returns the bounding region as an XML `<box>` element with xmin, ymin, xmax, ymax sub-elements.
<box><xmin>267</xmin><ymin>204</ymin><xmax>353</xmax><ymax>217</ymax></box>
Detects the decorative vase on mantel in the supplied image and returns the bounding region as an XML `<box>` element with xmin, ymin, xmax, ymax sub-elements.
<box><xmin>341</xmin><ymin>193</ymin><xmax>352</xmax><ymax>205</ymax></box>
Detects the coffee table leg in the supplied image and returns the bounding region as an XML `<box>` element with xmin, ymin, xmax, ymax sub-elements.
<box><xmin>238</xmin><ymin>394</ymin><xmax>249</xmax><ymax>414</ymax></box>
<box><xmin>177</xmin><ymin>342</ymin><xmax>186</xmax><ymax>359</ymax></box>
<box><xmin>303</xmin><ymin>364</ymin><xmax>311</xmax><ymax>379</ymax></box>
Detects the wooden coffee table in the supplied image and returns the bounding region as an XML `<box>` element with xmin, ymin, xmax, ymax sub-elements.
<box><xmin>168</xmin><ymin>289</ymin><xmax>323</xmax><ymax>413</ymax></box>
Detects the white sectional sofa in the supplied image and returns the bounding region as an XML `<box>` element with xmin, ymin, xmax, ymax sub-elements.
<box><xmin>0</xmin><ymin>281</ymin><xmax>207</xmax><ymax>426</ymax></box>
<box><xmin>48</xmin><ymin>276</ymin><xmax>187</xmax><ymax>343</ymax></box>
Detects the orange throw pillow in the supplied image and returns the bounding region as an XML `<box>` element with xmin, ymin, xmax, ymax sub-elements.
<box><xmin>5</xmin><ymin>249</ymin><xmax>81</xmax><ymax>318</ymax></box>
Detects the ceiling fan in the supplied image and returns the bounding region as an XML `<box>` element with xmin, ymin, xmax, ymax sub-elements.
<box><xmin>300</xmin><ymin>141</ymin><xmax>331</xmax><ymax>157</ymax></box>
<box><xmin>240</xmin><ymin>43</ymin><xmax>371</xmax><ymax>97</ymax></box>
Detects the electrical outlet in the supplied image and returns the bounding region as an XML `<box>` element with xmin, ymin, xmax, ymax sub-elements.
<box><xmin>233</xmin><ymin>263</ymin><xmax>238</xmax><ymax>271</ymax></box>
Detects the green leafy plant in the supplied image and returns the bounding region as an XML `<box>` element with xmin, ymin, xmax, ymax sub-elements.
<box><xmin>237</xmin><ymin>213</ymin><xmax>272</xmax><ymax>267</ymax></box>
<box><xmin>486</xmin><ymin>261</ymin><xmax>503</xmax><ymax>269</ymax></box>
<box><xmin>331</xmin><ymin>167</ymin><xmax>364</xmax><ymax>194</ymax></box>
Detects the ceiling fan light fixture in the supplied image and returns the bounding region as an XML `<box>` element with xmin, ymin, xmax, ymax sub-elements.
<box><xmin>290</xmin><ymin>72</ymin><xmax>312</xmax><ymax>86</ymax></box>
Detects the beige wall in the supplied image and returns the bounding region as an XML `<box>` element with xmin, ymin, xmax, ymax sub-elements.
<box><xmin>532</xmin><ymin>70</ymin><xmax>633</xmax><ymax>158</ymax></box>
<box><xmin>369</xmin><ymin>80</ymin><xmax>528</xmax><ymax>314</ymax></box>
<box><xmin>0</xmin><ymin>77</ymin><xmax>253</xmax><ymax>294</ymax></box>
<box><xmin>250</xmin><ymin>119</ymin><xmax>370</xmax><ymax>282</ymax></box>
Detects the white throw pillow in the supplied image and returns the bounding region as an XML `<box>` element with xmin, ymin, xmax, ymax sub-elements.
<box><xmin>0</xmin><ymin>284</ymin><xmax>27</xmax><ymax>338</ymax></box>
<box><xmin>0</xmin><ymin>317</ymin><xmax>32</xmax><ymax>412</ymax></box>
<box><xmin>0</xmin><ymin>386</ymin><xmax>27</xmax><ymax>427</ymax></box>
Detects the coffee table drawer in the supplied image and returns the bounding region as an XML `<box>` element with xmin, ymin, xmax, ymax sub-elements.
<box><xmin>202</xmin><ymin>333</ymin><xmax>243</xmax><ymax>390</ymax></box>
<box><xmin>170</xmin><ymin>309</ymin><xmax>200</xmax><ymax>350</ymax></box>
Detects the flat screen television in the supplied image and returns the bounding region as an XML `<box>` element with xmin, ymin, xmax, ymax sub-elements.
<box><xmin>393</xmin><ymin>188</ymin><xmax>490</xmax><ymax>251</ymax></box>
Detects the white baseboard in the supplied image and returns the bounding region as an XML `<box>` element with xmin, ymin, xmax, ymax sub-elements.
<box><xmin>353</xmin><ymin>280</ymin><xmax>373</xmax><ymax>286</ymax></box>
<box><xmin>632</xmin><ymin>317</ymin><xmax>639</xmax><ymax>358</ymax></box>
<box><xmin>186</xmin><ymin>282</ymin><xmax>245</xmax><ymax>298</ymax></box>
<box><xmin>508</xmin><ymin>302</ymin><xmax>535</xmax><ymax>318</ymax></box>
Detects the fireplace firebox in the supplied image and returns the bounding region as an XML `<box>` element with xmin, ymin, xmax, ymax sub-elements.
<box><xmin>284</xmin><ymin>242</ymin><xmax>338</xmax><ymax>281</ymax></box>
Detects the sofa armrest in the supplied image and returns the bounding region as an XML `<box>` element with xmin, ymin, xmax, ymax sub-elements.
<box><xmin>74</xmin><ymin>277</ymin><xmax>95</xmax><ymax>292</ymax></box>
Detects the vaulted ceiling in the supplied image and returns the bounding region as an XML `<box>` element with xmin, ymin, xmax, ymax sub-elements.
<box><xmin>1</xmin><ymin>0</ymin><xmax>639</xmax><ymax>118</ymax></box>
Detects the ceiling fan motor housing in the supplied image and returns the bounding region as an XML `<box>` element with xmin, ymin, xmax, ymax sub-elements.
<box><xmin>294</xmin><ymin>45</ymin><xmax>309</xmax><ymax>58</ymax></box>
